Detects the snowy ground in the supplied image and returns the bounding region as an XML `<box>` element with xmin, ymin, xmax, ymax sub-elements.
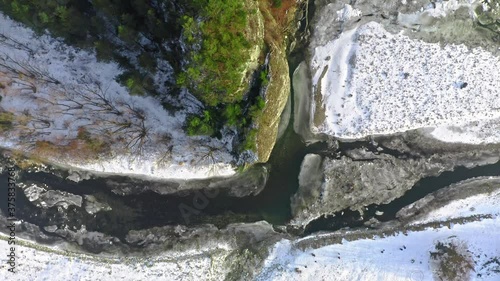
<box><xmin>257</xmin><ymin>217</ymin><xmax>500</xmax><ymax>281</ymax></box>
<box><xmin>0</xmin><ymin>235</ymin><xmax>232</xmax><ymax>281</ymax></box>
<box><xmin>3</xmin><ymin>221</ymin><xmax>500</xmax><ymax>281</ymax></box>
<box><xmin>0</xmin><ymin>13</ymin><xmax>236</xmax><ymax>180</ymax></box>
<box><xmin>2</xmin><ymin>176</ymin><xmax>499</xmax><ymax>281</ymax></box>
<box><xmin>310</xmin><ymin>14</ymin><xmax>500</xmax><ymax>141</ymax></box>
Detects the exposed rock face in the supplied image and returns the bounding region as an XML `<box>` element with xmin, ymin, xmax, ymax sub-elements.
<box><xmin>254</xmin><ymin>0</ymin><xmax>301</xmax><ymax>162</ymax></box>
<box><xmin>291</xmin><ymin>154</ymin><xmax>433</xmax><ymax>227</ymax></box>
<box><xmin>256</xmin><ymin>44</ymin><xmax>290</xmax><ymax>162</ymax></box>
<box><xmin>291</xmin><ymin>154</ymin><xmax>324</xmax><ymax>216</ymax></box>
<box><xmin>292</xmin><ymin>62</ymin><xmax>316</xmax><ymax>142</ymax></box>
<box><xmin>291</xmin><ymin>131</ymin><xmax>500</xmax><ymax>228</ymax></box>
<box><xmin>125</xmin><ymin>221</ymin><xmax>284</xmax><ymax>280</ymax></box>
<box><xmin>125</xmin><ymin>221</ymin><xmax>280</xmax><ymax>250</ymax></box>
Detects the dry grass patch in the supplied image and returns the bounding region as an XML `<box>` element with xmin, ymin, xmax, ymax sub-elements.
<box><xmin>430</xmin><ymin>238</ymin><xmax>475</xmax><ymax>281</ymax></box>
<box><xmin>33</xmin><ymin>127</ymin><xmax>110</xmax><ymax>161</ymax></box>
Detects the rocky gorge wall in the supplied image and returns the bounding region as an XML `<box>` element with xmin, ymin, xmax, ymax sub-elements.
<box><xmin>289</xmin><ymin>0</ymin><xmax>500</xmax><ymax>231</ymax></box>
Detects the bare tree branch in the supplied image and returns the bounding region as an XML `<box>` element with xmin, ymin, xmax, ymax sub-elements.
<box><xmin>0</xmin><ymin>53</ymin><xmax>60</xmax><ymax>85</ymax></box>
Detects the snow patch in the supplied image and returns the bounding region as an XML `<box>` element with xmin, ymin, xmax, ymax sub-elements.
<box><xmin>0</xmin><ymin>234</ymin><xmax>233</xmax><ymax>281</ymax></box>
<box><xmin>336</xmin><ymin>4</ymin><xmax>362</xmax><ymax>21</ymax></box>
<box><xmin>429</xmin><ymin>118</ymin><xmax>500</xmax><ymax>144</ymax></box>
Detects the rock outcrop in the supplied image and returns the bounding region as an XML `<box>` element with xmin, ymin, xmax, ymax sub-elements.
<box><xmin>291</xmin><ymin>131</ymin><xmax>500</xmax><ymax>228</ymax></box>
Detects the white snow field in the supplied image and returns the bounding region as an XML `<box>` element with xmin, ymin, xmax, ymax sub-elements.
<box><xmin>257</xmin><ymin>217</ymin><xmax>500</xmax><ymax>281</ymax></box>
<box><xmin>310</xmin><ymin>21</ymin><xmax>500</xmax><ymax>140</ymax></box>
<box><xmin>0</xmin><ymin>235</ymin><xmax>233</xmax><ymax>281</ymax></box>
<box><xmin>0</xmin><ymin>13</ymin><xmax>236</xmax><ymax>180</ymax></box>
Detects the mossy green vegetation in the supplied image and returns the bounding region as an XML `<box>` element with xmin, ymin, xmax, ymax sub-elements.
<box><xmin>5</xmin><ymin>0</ymin><xmax>90</xmax><ymax>42</ymax></box>
<box><xmin>0</xmin><ymin>111</ymin><xmax>14</xmax><ymax>132</ymax></box>
<box><xmin>185</xmin><ymin>95</ymin><xmax>266</xmax><ymax>152</ymax></box>
<box><xmin>181</xmin><ymin>0</ymin><xmax>268</xmax><ymax>153</ymax></box>
<box><xmin>224</xmin><ymin>104</ymin><xmax>245</xmax><ymax>127</ymax></box>
<box><xmin>259</xmin><ymin>69</ymin><xmax>269</xmax><ymax>86</ymax></box>
<box><xmin>272</xmin><ymin>0</ymin><xmax>283</xmax><ymax>8</ymax></box>
<box><xmin>186</xmin><ymin>110</ymin><xmax>216</xmax><ymax>136</ymax></box>
<box><xmin>178</xmin><ymin>0</ymin><xmax>255</xmax><ymax>107</ymax></box>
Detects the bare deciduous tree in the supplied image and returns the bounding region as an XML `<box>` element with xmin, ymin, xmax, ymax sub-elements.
<box><xmin>0</xmin><ymin>49</ymin><xmax>167</xmax><ymax>158</ymax></box>
<box><xmin>0</xmin><ymin>53</ymin><xmax>60</xmax><ymax>85</ymax></box>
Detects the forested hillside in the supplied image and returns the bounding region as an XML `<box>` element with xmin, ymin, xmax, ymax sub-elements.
<box><xmin>0</xmin><ymin>0</ymin><xmax>279</xmax><ymax>152</ymax></box>
<box><xmin>1</xmin><ymin>0</ymin><xmax>177</xmax><ymax>97</ymax></box>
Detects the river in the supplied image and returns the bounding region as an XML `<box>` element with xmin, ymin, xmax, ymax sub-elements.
<box><xmin>1</xmin><ymin>0</ymin><xmax>500</xmax><ymax>248</ymax></box>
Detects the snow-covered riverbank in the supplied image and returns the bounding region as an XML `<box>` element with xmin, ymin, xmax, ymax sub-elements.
<box><xmin>0</xmin><ymin>234</ymin><xmax>233</xmax><ymax>281</ymax></box>
<box><xmin>0</xmin><ymin>13</ymin><xmax>237</xmax><ymax>180</ymax></box>
<box><xmin>257</xmin><ymin>216</ymin><xmax>500</xmax><ymax>280</ymax></box>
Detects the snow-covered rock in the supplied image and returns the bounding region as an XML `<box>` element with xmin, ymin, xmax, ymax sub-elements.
<box><xmin>291</xmin><ymin>155</ymin><xmax>436</xmax><ymax>228</ymax></box>
<box><xmin>0</xmin><ymin>220</ymin><xmax>283</xmax><ymax>281</ymax></box>
<box><xmin>309</xmin><ymin>21</ymin><xmax>500</xmax><ymax>139</ymax></box>
<box><xmin>306</xmin><ymin>0</ymin><xmax>500</xmax><ymax>144</ymax></box>
<box><xmin>290</xmin><ymin>138</ymin><xmax>500</xmax><ymax>228</ymax></box>
<box><xmin>84</xmin><ymin>195</ymin><xmax>112</xmax><ymax>215</ymax></box>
